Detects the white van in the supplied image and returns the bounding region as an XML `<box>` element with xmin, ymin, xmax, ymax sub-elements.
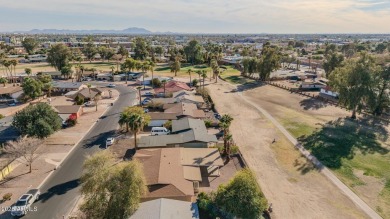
<box><xmin>151</xmin><ymin>127</ymin><xmax>170</xmax><ymax>136</ymax></box>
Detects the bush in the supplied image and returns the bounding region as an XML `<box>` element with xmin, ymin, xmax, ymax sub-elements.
<box><xmin>196</xmin><ymin>88</ymin><xmax>209</xmax><ymax>98</ymax></box>
<box><xmin>66</xmin><ymin>114</ymin><xmax>77</xmax><ymax>127</ymax></box>
<box><xmin>0</xmin><ymin>114</ymin><xmax>4</xmax><ymax>120</ymax></box>
<box><xmin>147</xmin><ymin>102</ymin><xmax>163</xmax><ymax>109</ymax></box>
<box><xmin>192</xmin><ymin>79</ymin><xmax>199</xmax><ymax>87</ymax></box>
<box><xmin>2</xmin><ymin>193</ymin><xmax>12</xmax><ymax>201</ymax></box>
<box><xmin>204</xmin><ymin>119</ymin><xmax>212</xmax><ymax>128</ymax></box>
<box><xmin>75</xmin><ymin>96</ymin><xmax>84</xmax><ymax>105</ymax></box>
<box><xmin>163</xmin><ymin>120</ymin><xmax>172</xmax><ymax>131</ymax></box>
<box><xmin>152</xmin><ymin>78</ymin><xmax>162</xmax><ymax>88</ymax></box>
<box><xmin>165</xmin><ymin>92</ymin><xmax>173</xmax><ymax>98</ymax></box>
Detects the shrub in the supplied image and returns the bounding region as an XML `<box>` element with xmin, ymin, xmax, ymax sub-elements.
<box><xmin>192</xmin><ymin>79</ymin><xmax>199</xmax><ymax>87</ymax></box>
<box><xmin>75</xmin><ymin>96</ymin><xmax>84</xmax><ymax>105</ymax></box>
<box><xmin>204</xmin><ymin>119</ymin><xmax>212</xmax><ymax>128</ymax></box>
<box><xmin>0</xmin><ymin>114</ymin><xmax>4</xmax><ymax>120</ymax></box>
<box><xmin>2</xmin><ymin>193</ymin><xmax>12</xmax><ymax>201</ymax></box>
<box><xmin>163</xmin><ymin>120</ymin><xmax>172</xmax><ymax>131</ymax></box>
<box><xmin>152</xmin><ymin>78</ymin><xmax>162</xmax><ymax>88</ymax></box>
<box><xmin>66</xmin><ymin>114</ymin><xmax>77</xmax><ymax>127</ymax></box>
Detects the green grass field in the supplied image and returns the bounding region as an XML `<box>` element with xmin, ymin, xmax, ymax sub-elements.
<box><xmin>219</xmin><ymin>67</ymin><xmax>255</xmax><ymax>84</ymax></box>
<box><xmin>297</xmin><ymin>118</ymin><xmax>390</xmax><ymax>218</ymax></box>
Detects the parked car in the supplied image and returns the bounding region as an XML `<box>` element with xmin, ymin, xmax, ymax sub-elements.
<box><xmin>84</xmin><ymin>101</ymin><xmax>96</xmax><ymax>107</ymax></box>
<box><xmin>151</xmin><ymin>127</ymin><xmax>170</xmax><ymax>136</ymax></box>
<box><xmin>106</xmin><ymin>137</ymin><xmax>115</xmax><ymax>148</ymax></box>
<box><xmin>142</xmin><ymin>99</ymin><xmax>151</xmax><ymax>105</ymax></box>
<box><xmin>144</xmin><ymin>91</ymin><xmax>154</xmax><ymax>96</ymax></box>
<box><xmin>11</xmin><ymin>189</ymin><xmax>40</xmax><ymax>217</ymax></box>
<box><xmin>8</xmin><ymin>102</ymin><xmax>16</xmax><ymax>106</ymax></box>
<box><xmin>107</xmin><ymin>83</ymin><xmax>116</xmax><ymax>88</ymax></box>
<box><xmin>144</xmin><ymin>108</ymin><xmax>149</xmax><ymax>113</ymax></box>
<box><xmin>214</xmin><ymin>113</ymin><xmax>222</xmax><ymax>120</ymax></box>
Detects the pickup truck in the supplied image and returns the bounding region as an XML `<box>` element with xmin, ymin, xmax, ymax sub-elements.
<box><xmin>11</xmin><ymin>189</ymin><xmax>40</xmax><ymax>217</ymax></box>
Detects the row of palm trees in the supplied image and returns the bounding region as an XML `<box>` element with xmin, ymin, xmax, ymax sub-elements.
<box><xmin>122</xmin><ymin>58</ymin><xmax>156</xmax><ymax>87</ymax></box>
<box><xmin>1</xmin><ymin>57</ymin><xmax>18</xmax><ymax>85</ymax></box>
<box><xmin>186</xmin><ymin>69</ymin><xmax>208</xmax><ymax>89</ymax></box>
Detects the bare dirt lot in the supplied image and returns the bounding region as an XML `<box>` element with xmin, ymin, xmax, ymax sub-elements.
<box><xmin>207</xmin><ymin>80</ymin><xmax>368</xmax><ymax>219</ymax></box>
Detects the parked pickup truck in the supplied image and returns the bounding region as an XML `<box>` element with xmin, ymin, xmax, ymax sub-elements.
<box><xmin>11</xmin><ymin>189</ymin><xmax>40</xmax><ymax>217</ymax></box>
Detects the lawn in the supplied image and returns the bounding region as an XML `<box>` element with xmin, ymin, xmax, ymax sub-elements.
<box><xmin>219</xmin><ymin>66</ymin><xmax>255</xmax><ymax>85</ymax></box>
<box><xmin>299</xmin><ymin>118</ymin><xmax>390</xmax><ymax>218</ymax></box>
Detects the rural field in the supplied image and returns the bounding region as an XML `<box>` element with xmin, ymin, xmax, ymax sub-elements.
<box><xmin>205</xmin><ymin>79</ymin><xmax>368</xmax><ymax>219</ymax></box>
<box><xmin>241</xmin><ymin>82</ymin><xmax>390</xmax><ymax>218</ymax></box>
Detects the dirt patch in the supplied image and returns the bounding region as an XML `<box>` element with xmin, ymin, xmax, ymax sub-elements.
<box><xmin>207</xmin><ymin>80</ymin><xmax>368</xmax><ymax>219</ymax></box>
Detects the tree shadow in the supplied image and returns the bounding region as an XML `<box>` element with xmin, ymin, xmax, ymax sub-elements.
<box><xmin>299</xmin><ymin>98</ymin><xmax>331</xmax><ymax>110</ymax></box>
<box><xmin>82</xmin><ymin>130</ymin><xmax>118</xmax><ymax>149</ymax></box>
<box><xmin>38</xmin><ymin>178</ymin><xmax>80</xmax><ymax>203</ymax></box>
<box><xmin>299</xmin><ymin>117</ymin><xmax>389</xmax><ymax>169</ymax></box>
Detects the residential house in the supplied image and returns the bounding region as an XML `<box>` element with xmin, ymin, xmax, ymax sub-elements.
<box><xmin>0</xmin><ymin>86</ymin><xmax>23</xmax><ymax>103</ymax></box>
<box><xmin>52</xmin><ymin>82</ymin><xmax>86</xmax><ymax>92</ymax></box>
<box><xmin>148</xmin><ymin>112</ymin><xmax>178</xmax><ymax>127</ymax></box>
<box><xmin>138</xmin><ymin>118</ymin><xmax>217</xmax><ymax>148</ymax></box>
<box><xmin>137</xmin><ymin>76</ymin><xmax>172</xmax><ymax>85</ymax></box>
<box><xmin>320</xmin><ymin>86</ymin><xmax>339</xmax><ymax>98</ymax></box>
<box><xmin>173</xmin><ymin>90</ymin><xmax>205</xmax><ymax>108</ymax></box>
<box><xmin>163</xmin><ymin>102</ymin><xmax>206</xmax><ymax>119</ymax></box>
<box><xmin>134</xmin><ymin>147</ymin><xmax>223</xmax><ymax>202</ymax></box>
<box><xmin>129</xmin><ymin>198</ymin><xmax>199</xmax><ymax>219</ymax></box>
<box><xmin>54</xmin><ymin>105</ymin><xmax>83</xmax><ymax>122</ymax></box>
<box><xmin>300</xmin><ymin>81</ymin><xmax>327</xmax><ymax>90</ymax></box>
<box><xmin>154</xmin><ymin>81</ymin><xmax>192</xmax><ymax>97</ymax></box>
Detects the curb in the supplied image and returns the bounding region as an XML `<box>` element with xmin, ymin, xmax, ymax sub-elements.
<box><xmin>37</xmin><ymin>94</ymin><xmax>120</xmax><ymax>189</ymax></box>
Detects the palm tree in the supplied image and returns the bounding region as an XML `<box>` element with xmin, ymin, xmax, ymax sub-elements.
<box><xmin>129</xmin><ymin>112</ymin><xmax>150</xmax><ymax>149</ymax></box>
<box><xmin>201</xmin><ymin>70</ymin><xmax>207</xmax><ymax>89</ymax></box>
<box><xmin>196</xmin><ymin>70</ymin><xmax>202</xmax><ymax>81</ymax></box>
<box><xmin>91</xmin><ymin>68</ymin><xmax>97</xmax><ymax>81</ymax></box>
<box><xmin>110</xmin><ymin>66</ymin><xmax>115</xmax><ymax>73</ymax></box>
<box><xmin>79</xmin><ymin>65</ymin><xmax>85</xmax><ymax>82</ymax></box>
<box><xmin>25</xmin><ymin>68</ymin><xmax>32</xmax><ymax>77</ymax></box>
<box><xmin>43</xmin><ymin>83</ymin><xmax>53</xmax><ymax>97</ymax></box>
<box><xmin>219</xmin><ymin>114</ymin><xmax>234</xmax><ymax>161</ymax></box>
<box><xmin>136</xmin><ymin>86</ymin><xmax>142</xmax><ymax>105</ymax></box>
<box><xmin>141</xmin><ymin>62</ymin><xmax>150</xmax><ymax>90</ymax></box>
<box><xmin>119</xmin><ymin>111</ymin><xmax>131</xmax><ymax>132</ymax></box>
<box><xmin>161</xmin><ymin>79</ymin><xmax>167</xmax><ymax>97</ymax></box>
<box><xmin>187</xmin><ymin>69</ymin><xmax>192</xmax><ymax>87</ymax></box>
<box><xmin>87</xmin><ymin>83</ymin><xmax>92</xmax><ymax>96</ymax></box>
<box><xmin>93</xmin><ymin>94</ymin><xmax>101</xmax><ymax>111</ymax></box>
<box><xmin>148</xmin><ymin>61</ymin><xmax>156</xmax><ymax>87</ymax></box>
<box><xmin>10</xmin><ymin>59</ymin><xmax>17</xmax><ymax>84</ymax></box>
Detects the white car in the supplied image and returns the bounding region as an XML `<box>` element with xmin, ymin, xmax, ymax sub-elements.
<box><xmin>11</xmin><ymin>189</ymin><xmax>40</xmax><ymax>217</ymax></box>
<box><xmin>84</xmin><ymin>101</ymin><xmax>96</xmax><ymax>107</ymax></box>
<box><xmin>151</xmin><ymin>127</ymin><xmax>170</xmax><ymax>136</ymax></box>
<box><xmin>106</xmin><ymin>137</ymin><xmax>114</xmax><ymax>148</ymax></box>
<box><xmin>107</xmin><ymin>84</ymin><xmax>116</xmax><ymax>88</ymax></box>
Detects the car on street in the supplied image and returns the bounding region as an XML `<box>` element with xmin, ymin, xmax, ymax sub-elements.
<box><xmin>143</xmin><ymin>91</ymin><xmax>154</xmax><ymax>96</ymax></box>
<box><xmin>151</xmin><ymin>127</ymin><xmax>170</xmax><ymax>136</ymax></box>
<box><xmin>106</xmin><ymin>137</ymin><xmax>115</xmax><ymax>148</ymax></box>
<box><xmin>11</xmin><ymin>189</ymin><xmax>40</xmax><ymax>217</ymax></box>
<box><xmin>107</xmin><ymin>83</ymin><xmax>116</xmax><ymax>88</ymax></box>
<box><xmin>84</xmin><ymin>101</ymin><xmax>96</xmax><ymax>107</ymax></box>
<box><xmin>142</xmin><ymin>99</ymin><xmax>152</xmax><ymax>105</ymax></box>
<box><xmin>8</xmin><ymin>102</ymin><xmax>16</xmax><ymax>106</ymax></box>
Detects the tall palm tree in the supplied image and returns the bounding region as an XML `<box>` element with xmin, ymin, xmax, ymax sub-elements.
<box><xmin>10</xmin><ymin>59</ymin><xmax>17</xmax><ymax>84</ymax></box>
<box><xmin>129</xmin><ymin>113</ymin><xmax>147</xmax><ymax>149</ymax></box>
<box><xmin>136</xmin><ymin>86</ymin><xmax>142</xmax><ymax>105</ymax></box>
<box><xmin>141</xmin><ymin>62</ymin><xmax>150</xmax><ymax>90</ymax></box>
<box><xmin>87</xmin><ymin>83</ymin><xmax>92</xmax><ymax>96</ymax></box>
<box><xmin>201</xmin><ymin>70</ymin><xmax>207</xmax><ymax>89</ymax></box>
<box><xmin>161</xmin><ymin>79</ymin><xmax>167</xmax><ymax>97</ymax></box>
<box><xmin>196</xmin><ymin>70</ymin><xmax>202</xmax><ymax>81</ymax></box>
<box><xmin>3</xmin><ymin>60</ymin><xmax>11</xmax><ymax>79</ymax></box>
<box><xmin>119</xmin><ymin>111</ymin><xmax>131</xmax><ymax>132</ymax></box>
<box><xmin>187</xmin><ymin>69</ymin><xmax>192</xmax><ymax>87</ymax></box>
<box><xmin>148</xmin><ymin>61</ymin><xmax>156</xmax><ymax>87</ymax></box>
<box><xmin>219</xmin><ymin>114</ymin><xmax>234</xmax><ymax>161</ymax></box>
<box><xmin>79</xmin><ymin>65</ymin><xmax>85</xmax><ymax>82</ymax></box>
<box><xmin>91</xmin><ymin>68</ymin><xmax>97</xmax><ymax>81</ymax></box>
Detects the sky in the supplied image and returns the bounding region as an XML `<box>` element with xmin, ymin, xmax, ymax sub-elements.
<box><xmin>0</xmin><ymin>0</ymin><xmax>390</xmax><ymax>33</ymax></box>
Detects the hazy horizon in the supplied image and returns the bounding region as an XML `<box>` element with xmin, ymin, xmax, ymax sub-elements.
<box><xmin>1</xmin><ymin>0</ymin><xmax>390</xmax><ymax>34</ymax></box>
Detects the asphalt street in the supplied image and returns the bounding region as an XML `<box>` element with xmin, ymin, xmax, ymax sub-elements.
<box><xmin>8</xmin><ymin>84</ymin><xmax>137</xmax><ymax>219</ymax></box>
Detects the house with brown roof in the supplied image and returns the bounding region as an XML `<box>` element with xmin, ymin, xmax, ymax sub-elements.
<box><xmin>134</xmin><ymin>148</ymin><xmax>223</xmax><ymax>202</ymax></box>
<box><xmin>154</xmin><ymin>81</ymin><xmax>191</xmax><ymax>96</ymax></box>
<box><xmin>0</xmin><ymin>86</ymin><xmax>23</xmax><ymax>103</ymax></box>
<box><xmin>163</xmin><ymin>102</ymin><xmax>206</xmax><ymax>119</ymax></box>
<box><xmin>173</xmin><ymin>90</ymin><xmax>205</xmax><ymax>108</ymax></box>
<box><xmin>138</xmin><ymin>118</ymin><xmax>217</xmax><ymax>148</ymax></box>
<box><xmin>53</xmin><ymin>105</ymin><xmax>83</xmax><ymax>121</ymax></box>
<box><xmin>148</xmin><ymin>112</ymin><xmax>178</xmax><ymax>127</ymax></box>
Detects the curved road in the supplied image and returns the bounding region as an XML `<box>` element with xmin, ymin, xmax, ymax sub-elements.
<box><xmin>20</xmin><ymin>84</ymin><xmax>136</xmax><ymax>219</ymax></box>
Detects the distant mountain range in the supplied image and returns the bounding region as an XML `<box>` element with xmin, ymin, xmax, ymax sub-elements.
<box><xmin>8</xmin><ymin>27</ymin><xmax>164</xmax><ymax>34</ymax></box>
